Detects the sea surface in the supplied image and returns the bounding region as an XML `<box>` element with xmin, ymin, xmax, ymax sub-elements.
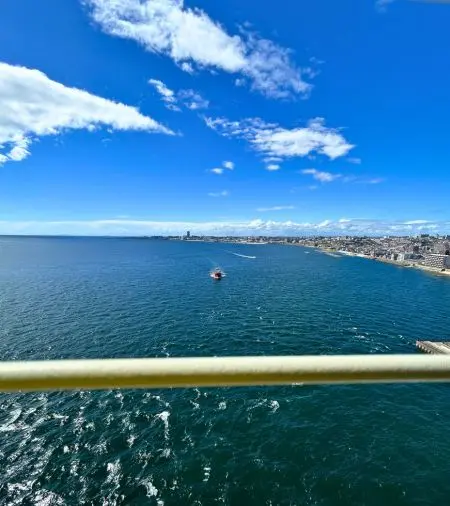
<box><xmin>0</xmin><ymin>237</ymin><xmax>450</xmax><ymax>505</ymax></box>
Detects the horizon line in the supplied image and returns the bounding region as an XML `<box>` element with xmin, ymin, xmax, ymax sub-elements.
<box><xmin>0</xmin><ymin>233</ymin><xmax>445</xmax><ymax>239</ymax></box>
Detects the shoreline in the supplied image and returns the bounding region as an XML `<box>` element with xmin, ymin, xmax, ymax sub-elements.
<box><xmin>314</xmin><ymin>246</ymin><xmax>450</xmax><ymax>278</ymax></box>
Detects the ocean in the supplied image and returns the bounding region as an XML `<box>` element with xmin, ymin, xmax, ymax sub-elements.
<box><xmin>0</xmin><ymin>237</ymin><xmax>450</xmax><ymax>505</ymax></box>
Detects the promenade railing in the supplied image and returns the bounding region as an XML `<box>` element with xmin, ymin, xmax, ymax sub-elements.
<box><xmin>0</xmin><ymin>354</ymin><xmax>450</xmax><ymax>391</ymax></box>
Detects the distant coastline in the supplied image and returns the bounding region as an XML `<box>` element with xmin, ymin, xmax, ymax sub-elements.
<box><xmin>313</xmin><ymin>246</ymin><xmax>450</xmax><ymax>278</ymax></box>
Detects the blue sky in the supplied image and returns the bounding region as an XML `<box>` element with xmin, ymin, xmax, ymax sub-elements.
<box><xmin>1</xmin><ymin>0</ymin><xmax>450</xmax><ymax>236</ymax></box>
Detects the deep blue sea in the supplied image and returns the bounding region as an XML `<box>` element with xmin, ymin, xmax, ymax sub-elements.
<box><xmin>1</xmin><ymin>237</ymin><xmax>450</xmax><ymax>505</ymax></box>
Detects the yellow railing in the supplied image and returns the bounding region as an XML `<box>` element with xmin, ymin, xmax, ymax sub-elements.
<box><xmin>0</xmin><ymin>355</ymin><xmax>450</xmax><ymax>392</ymax></box>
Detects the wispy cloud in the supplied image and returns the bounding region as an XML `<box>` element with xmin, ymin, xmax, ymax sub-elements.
<box><xmin>222</xmin><ymin>160</ymin><xmax>234</xmax><ymax>170</ymax></box>
<box><xmin>148</xmin><ymin>78</ymin><xmax>180</xmax><ymax>111</ymax></box>
<box><xmin>403</xmin><ymin>220</ymin><xmax>431</xmax><ymax>225</ymax></box>
<box><xmin>210</xmin><ymin>160</ymin><xmax>235</xmax><ymax>175</ymax></box>
<box><xmin>342</xmin><ymin>175</ymin><xmax>385</xmax><ymax>184</ymax></box>
<box><xmin>242</xmin><ymin>33</ymin><xmax>312</xmax><ymax>98</ymax></box>
<box><xmin>256</xmin><ymin>205</ymin><xmax>295</xmax><ymax>212</ymax></box>
<box><xmin>208</xmin><ymin>190</ymin><xmax>229</xmax><ymax>197</ymax></box>
<box><xmin>0</xmin><ymin>62</ymin><xmax>172</xmax><ymax>166</ymax></box>
<box><xmin>177</xmin><ymin>89</ymin><xmax>209</xmax><ymax>110</ymax></box>
<box><xmin>6</xmin><ymin>137</ymin><xmax>31</xmax><ymax>162</ymax></box>
<box><xmin>85</xmin><ymin>0</ymin><xmax>313</xmax><ymax>99</ymax></box>
<box><xmin>347</xmin><ymin>157</ymin><xmax>361</xmax><ymax>165</ymax></box>
<box><xmin>264</xmin><ymin>156</ymin><xmax>282</xmax><ymax>163</ymax></box>
<box><xmin>266</xmin><ymin>164</ymin><xmax>280</xmax><ymax>171</ymax></box>
<box><xmin>204</xmin><ymin>116</ymin><xmax>354</xmax><ymax>162</ymax></box>
<box><xmin>180</xmin><ymin>62</ymin><xmax>194</xmax><ymax>74</ymax></box>
<box><xmin>1</xmin><ymin>218</ymin><xmax>447</xmax><ymax>236</ymax></box>
<box><xmin>149</xmin><ymin>78</ymin><xmax>208</xmax><ymax>111</ymax></box>
<box><xmin>376</xmin><ymin>0</ymin><xmax>396</xmax><ymax>12</ymax></box>
<box><xmin>302</xmin><ymin>170</ymin><xmax>384</xmax><ymax>186</ymax></box>
<box><xmin>301</xmin><ymin>168</ymin><xmax>341</xmax><ymax>183</ymax></box>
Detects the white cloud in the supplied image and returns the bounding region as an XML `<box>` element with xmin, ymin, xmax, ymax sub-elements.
<box><xmin>149</xmin><ymin>78</ymin><xmax>208</xmax><ymax>110</ymax></box>
<box><xmin>210</xmin><ymin>161</ymin><xmax>235</xmax><ymax>174</ymax></box>
<box><xmin>85</xmin><ymin>0</ymin><xmax>312</xmax><ymax>99</ymax></box>
<box><xmin>301</xmin><ymin>169</ymin><xmax>383</xmax><ymax>185</ymax></box>
<box><xmin>266</xmin><ymin>164</ymin><xmax>280</xmax><ymax>171</ymax></box>
<box><xmin>222</xmin><ymin>160</ymin><xmax>234</xmax><ymax>170</ymax></box>
<box><xmin>317</xmin><ymin>219</ymin><xmax>332</xmax><ymax>228</ymax></box>
<box><xmin>263</xmin><ymin>156</ymin><xmax>282</xmax><ymax>163</ymax></box>
<box><xmin>302</xmin><ymin>168</ymin><xmax>340</xmax><ymax>183</ymax></box>
<box><xmin>257</xmin><ymin>205</ymin><xmax>295</xmax><ymax>212</ymax></box>
<box><xmin>180</xmin><ymin>62</ymin><xmax>194</xmax><ymax>74</ymax></box>
<box><xmin>7</xmin><ymin>137</ymin><xmax>31</xmax><ymax>162</ymax></box>
<box><xmin>148</xmin><ymin>78</ymin><xmax>181</xmax><ymax>111</ymax></box>
<box><xmin>1</xmin><ymin>218</ymin><xmax>448</xmax><ymax>236</ymax></box>
<box><xmin>208</xmin><ymin>190</ymin><xmax>229</xmax><ymax>197</ymax></box>
<box><xmin>243</xmin><ymin>33</ymin><xmax>311</xmax><ymax>99</ymax></box>
<box><xmin>205</xmin><ymin>116</ymin><xmax>354</xmax><ymax>162</ymax></box>
<box><xmin>178</xmin><ymin>89</ymin><xmax>209</xmax><ymax>110</ymax></box>
<box><xmin>0</xmin><ymin>62</ymin><xmax>172</xmax><ymax>165</ymax></box>
<box><xmin>403</xmin><ymin>220</ymin><xmax>431</xmax><ymax>225</ymax></box>
<box><xmin>342</xmin><ymin>175</ymin><xmax>385</xmax><ymax>184</ymax></box>
<box><xmin>347</xmin><ymin>157</ymin><xmax>361</xmax><ymax>165</ymax></box>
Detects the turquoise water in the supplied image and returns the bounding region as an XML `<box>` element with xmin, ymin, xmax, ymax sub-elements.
<box><xmin>0</xmin><ymin>237</ymin><xmax>450</xmax><ymax>505</ymax></box>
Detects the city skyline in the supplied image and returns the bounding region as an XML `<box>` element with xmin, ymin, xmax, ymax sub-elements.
<box><xmin>1</xmin><ymin>0</ymin><xmax>450</xmax><ymax>236</ymax></box>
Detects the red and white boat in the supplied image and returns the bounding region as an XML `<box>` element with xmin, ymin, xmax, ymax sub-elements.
<box><xmin>210</xmin><ymin>268</ymin><xmax>224</xmax><ymax>280</ymax></box>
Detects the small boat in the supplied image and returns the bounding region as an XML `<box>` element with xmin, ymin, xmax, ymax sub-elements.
<box><xmin>210</xmin><ymin>268</ymin><xmax>224</xmax><ymax>280</ymax></box>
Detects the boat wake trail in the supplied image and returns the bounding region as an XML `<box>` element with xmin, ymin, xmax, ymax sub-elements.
<box><xmin>227</xmin><ymin>251</ymin><xmax>256</xmax><ymax>259</ymax></box>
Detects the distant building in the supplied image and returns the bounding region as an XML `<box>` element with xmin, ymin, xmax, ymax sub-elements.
<box><xmin>398</xmin><ymin>253</ymin><xmax>420</xmax><ymax>262</ymax></box>
<box><xmin>422</xmin><ymin>254</ymin><xmax>450</xmax><ymax>269</ymax></box>
<box><xmin>434</xmin><ymin>242</ymin><xmax>450</xmax><ymax>255</ymax></box>
<box><xmin>186</xmin><ymin>231</ymin><xmax>191</xmax><ymax>238</ymax></box>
